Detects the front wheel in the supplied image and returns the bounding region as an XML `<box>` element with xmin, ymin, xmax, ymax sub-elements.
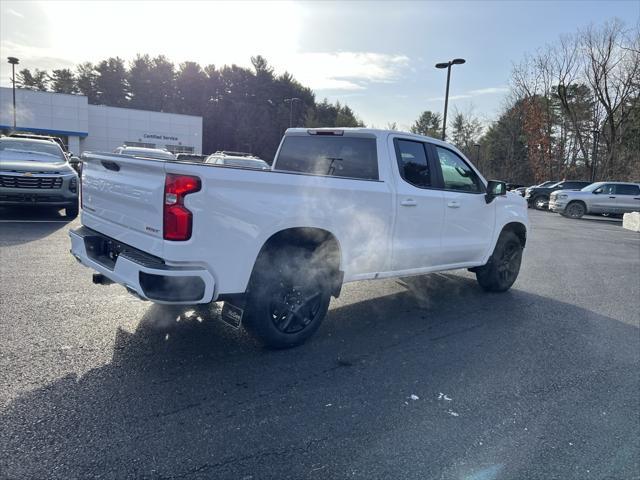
<box><xmin>243</xmin><ymin>248</ymin><xmax>331</xmax><ymax>349</ymax></box>
<box><xmin>475</xmin><ymin>230</ymin><xmax>523</xmax><ymax>292</ymax></box>
<box><xmin>563</xmin><ymin>201</ymin><xmax>586</xmax><ymax>219</ymax></box>
<box><xmin>533</xmin><ymin>195</ymin><xmax>549</xmax><ymax>210</ymax></box>
<box><xmin>65</xmin><ymin>204</ymin><xmax>79</xmax><ymax>219</ymax></box>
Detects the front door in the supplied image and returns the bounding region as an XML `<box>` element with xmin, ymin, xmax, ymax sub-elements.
<box><xmin>432</xmin><ymin>145</ymin><xmax>496</xmax><ymax>265</ymax></box>
<box><xmin>390</xmin><ymin>137</ymin><xmax>446</xmax><ymax>271</ymax></box>
<box><xmin>590</xmin><ymin>184</ymin><xmax>619</xmax><ymax>213</ymax></box>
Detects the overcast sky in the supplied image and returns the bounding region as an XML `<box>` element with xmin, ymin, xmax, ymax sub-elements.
<box><xmin>1</xmin><ymin>0</ymin><xmax>638</xmax><ymax>128</ymax></box>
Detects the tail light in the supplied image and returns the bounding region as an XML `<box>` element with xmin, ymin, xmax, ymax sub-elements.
<box><xmin>163</xmin><ymin>174</ymin><xmax>201</xmax><ymax>241</ymax></box>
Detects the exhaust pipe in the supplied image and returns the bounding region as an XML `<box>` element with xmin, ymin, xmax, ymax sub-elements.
<box><xmin>92</xmin><ymin>273</ymin><xmax>114</xmax><ymax>286</ymax></box>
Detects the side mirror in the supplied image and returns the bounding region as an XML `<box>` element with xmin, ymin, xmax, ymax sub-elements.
<box><xmin>593</xmin><ymin>189</ymin><xmax>601</xmax><ymax>195</ymax></box>
<box><xmin>485</xmin><ymin>180</ymin><xmax>507</xmax><ymax>204</ymax></box>
<box><xmin>68</xmin><ymin>156</ymin><xmax>82</xmax><ymax>174</ymax></box>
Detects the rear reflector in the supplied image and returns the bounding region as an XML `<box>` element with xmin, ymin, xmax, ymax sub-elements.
<box><xmin>163</xmin><ymin>174</ymin><xmax>201</xmax><ymax>241</ymax></box>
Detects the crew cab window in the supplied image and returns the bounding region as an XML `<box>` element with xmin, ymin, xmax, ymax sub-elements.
<box><xmin>395</xmin><ymin>139</ymin><xmax>431</xmax><ymax>188</ymax></box>
<box><xmin>275</xmin><ymin>136</ymin><xmax>378</xmax><ymax>180</ymax></box>
<box><xmin>435</xmin><ymin>146</ymin><xmax>483</xmax><ymax>193</ymax></box>
<box><xmin>614</xmin><ymin>184</ymin><xmax>640</xmax><ymax>195</ymax></box>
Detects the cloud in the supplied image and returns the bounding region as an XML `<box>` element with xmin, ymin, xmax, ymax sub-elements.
<box><xmin>7</xmin><ymin>8</ymin><xmax>24</xmax><ymax>18</ymax></box>
<box><xmin>425</xmin><ymin>86</ymin><xmax>509</xmax><ymax>103</ymax></box>
<box><xmin>468</xmin><ymin>86</ymin><xmax>509</xmax><ymax>95</ymax></box>
<box><xmin>279</xmin><ymin>52</ymin><xmax>411</xmax><ymax>91</ymax></box>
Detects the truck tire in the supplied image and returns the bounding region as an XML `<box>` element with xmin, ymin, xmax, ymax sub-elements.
<box><xmin>243</xmin><ymin>248</ymin><xmax>332</xmax><ymax>349</ymax></box>
<box><xmin>475</xmin><ymin>230</ymin><xmax>523</xmax><ymax>292</ymax></box>
<box><xmin>563</xmin><ymin>201</ymin><xmax>586</xmax><ymax>219</ymax></box>
<box><xmin>533</xmin><ymin>195</ymin><xmax>549</xmax><ymax>210</ymax></box>
<box><xmin>66</xmin><ymin>204</ymin><xmax>79</xmax><ymax>219</ymax></box>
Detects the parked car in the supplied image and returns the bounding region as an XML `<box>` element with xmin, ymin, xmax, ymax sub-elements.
<box><xmin>205</xmin><ymin>151</ymin><xmax>270</xmax><ymax>170</ymax></box>
<box><xmin>70</xmin><ymin>128</ymin><xmax>529</xmax><ymax>348</ymax></box>
<box><xmin>525</xmin><ymin>180</ymin><xmax>592</xmax><ymax>210</ymax></box>
<box><xmin>513</xmin><ymin>186</ymin><xmax>527</xmax><ymax>197</ymax></box>
<box><xmin>0</xmin><ymin>136</ymin><xmax>79</xmax><ymax>217</ymax></box>
<box><xmin>550</xmin><ymin>181</ymin><xmax>640</xmax><ymax>219</ymax></box>
<box><xmin>112</xmin><ymin>146</ymin><xmax>176</xmax><ymax>161</ymax></box>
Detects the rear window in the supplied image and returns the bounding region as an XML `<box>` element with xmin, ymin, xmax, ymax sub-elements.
<box><xmin>275</xmin><ymin>136</ymin><xmax>378</xmax><ymax>180</ymax></box>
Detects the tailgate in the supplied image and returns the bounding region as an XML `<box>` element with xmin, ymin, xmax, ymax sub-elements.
<box><xmin>81</xmin><ymin>152</ymin><xmax>165</xmax><ymax>240</ymax></box>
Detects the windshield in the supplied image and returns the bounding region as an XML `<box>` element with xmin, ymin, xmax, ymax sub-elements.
<box><xmin>0</xmin><ymin>139</ymin><xmax>66</xmax><ymax>162</ymax></box>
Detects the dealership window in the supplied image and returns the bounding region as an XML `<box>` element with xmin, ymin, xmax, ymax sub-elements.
<box><xmin>125</xmin><ymin>141</ymin><xmax>156</xmax><ymax>148</ymax></box>
<box><xmin>166</xmin><ymin>145</ymin><xmax>195</xmax><ymax>154</ymax></box>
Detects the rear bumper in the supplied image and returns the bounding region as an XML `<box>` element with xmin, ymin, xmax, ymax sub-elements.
<box><xmin>69</xmin><ymin>226</ymin><xmax>215</xmax><ymax>304</ymax></box>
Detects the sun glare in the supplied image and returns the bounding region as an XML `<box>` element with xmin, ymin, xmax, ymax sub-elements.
<box><xmin>42</xmin><ymin>0</ymin><xmax>303</xmax><ymax>68</ymax></box>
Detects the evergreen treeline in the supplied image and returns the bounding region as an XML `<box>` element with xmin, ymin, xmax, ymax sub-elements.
<box><xmin>17</xmin><ymin>55</ymin><xmax>364</xmax><ymax>160</ymax></box>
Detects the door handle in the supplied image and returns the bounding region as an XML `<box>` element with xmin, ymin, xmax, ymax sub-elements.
<box><xmin>609</xmin><ymin>196</ymin><xmax>616</xmax><ymax>199</ymax></box>
<box><xmin>447</xmin><ymin>201</ymin><xmax>461</xmax><ymax>208</ymax></box>
<box><xmin>400</xmin><ymin>199</ymin><xmax>417</xmax><ymax>207</ymax></box>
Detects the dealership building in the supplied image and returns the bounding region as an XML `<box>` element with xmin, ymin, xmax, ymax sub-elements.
<box><xmin>0</xmin><ymin>87</ymin><xmax>203</xmax><ymax>155</ymax></box>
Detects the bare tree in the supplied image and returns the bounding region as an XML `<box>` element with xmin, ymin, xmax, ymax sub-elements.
<box><xmin>581</xmin><ymin>20</ymin><xmax>640</xmax><ymax>177</ymax></box>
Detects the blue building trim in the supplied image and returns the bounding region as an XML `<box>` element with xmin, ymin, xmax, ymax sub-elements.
<box><xmin>0</xmin><ymin>125</ymin><xmax>89</xmax><ymax>138</ymax></box>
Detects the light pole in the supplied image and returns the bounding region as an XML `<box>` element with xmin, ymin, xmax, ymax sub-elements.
<box><xmin>435</xmin><ymin>58</ymin><xmax>465</xmax><ymax>141</ymax></box>
<box><xmin>7</xmin><ymin>56</ymin><xmax>19</xmax><ymax>130</ymax></box>
<box><xmin>591</xmin><ymin>129</ymin><xmax>600</xmax><ymax>182</ymax></box>
<box><xmin>284</xmin><ymin>97</ymin><xmax>301</xmax><ymax>128</ymax></box>
<box><xmin>474</xmin><ymin>143</ymin><xmax>481</xmax><ymax>169</ymax></box>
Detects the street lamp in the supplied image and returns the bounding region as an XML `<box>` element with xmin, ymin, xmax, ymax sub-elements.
<box><xmin>435</xmin><ymin>58</ymin><xmax>466</xmax><ymax>141</ymax></box>
<box><xmin>7</xmin><ymin>56</ymin><xmax>19</xmax><ymax>130</ymax></box>
<box><xmin>591</xmin><ymin>129</ymin><xmax>600</xmax><ymax>182</ymax></box>
<box><xmin>474</xmin><ymin>143</ymin><xmax>481</xmax><ymax>169</ymax></box>
<box><xmin>284</xmin><ymin>97</ymin><xmax>301</xmax><ymax>128</ymax></box>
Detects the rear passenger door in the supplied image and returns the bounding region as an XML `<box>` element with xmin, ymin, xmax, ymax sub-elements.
<box><xmin>614</xmin><ymin>184</ymin><xmax>640</xmax><ymax>213</ymax></box>
<box><xmin>431</xmin><ymin>145</ymin><xmax>496</xmax><ymax>265</ymax></box>
<box><xmin>390</xmin><ymin>138</ymin><xmax>446</xmax><ymax>271</ymax></box>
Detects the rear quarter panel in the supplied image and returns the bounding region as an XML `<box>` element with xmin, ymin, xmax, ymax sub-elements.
<box><xmin>162</xmin><ymin>162</ymin><xmax>394</xmax><ymax>295</ymax></box>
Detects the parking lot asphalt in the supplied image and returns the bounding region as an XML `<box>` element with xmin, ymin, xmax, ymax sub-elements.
<box><xmin>0</xmin><ymin>207</ymin><xmax>638</xmax><ymax>480</ymax></box>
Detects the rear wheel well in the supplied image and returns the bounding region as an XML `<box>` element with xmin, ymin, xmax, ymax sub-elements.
<box><xmin>253</xmin><ymin>228</ymin><xmax>343</xmax><ymax>297</ymax></box>
<box><xmin>501</xmin><ymin>222</ymin><xmax>527</xmax><ymax>248</ymax></box>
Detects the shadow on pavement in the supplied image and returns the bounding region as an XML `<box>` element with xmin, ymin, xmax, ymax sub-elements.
<box><xmin>0</xmin><ymin>206</ymin><xmax>73</xmax><ymax>247</ymax></box>
<box><xmin>576</xmin><ymin>214</ymin><xmax>623</xmax><ymax>225</ymax></box>
<box><xmin>1</xmin><ymin>274</ymin><xmax>638</xmax><ymax>479</ymax></box>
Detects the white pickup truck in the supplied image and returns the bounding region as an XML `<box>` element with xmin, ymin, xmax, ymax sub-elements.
<box><xmin>70</xmin><ymin>128</ymin><xmax>529</xmax><ymax>348</ymax></box>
